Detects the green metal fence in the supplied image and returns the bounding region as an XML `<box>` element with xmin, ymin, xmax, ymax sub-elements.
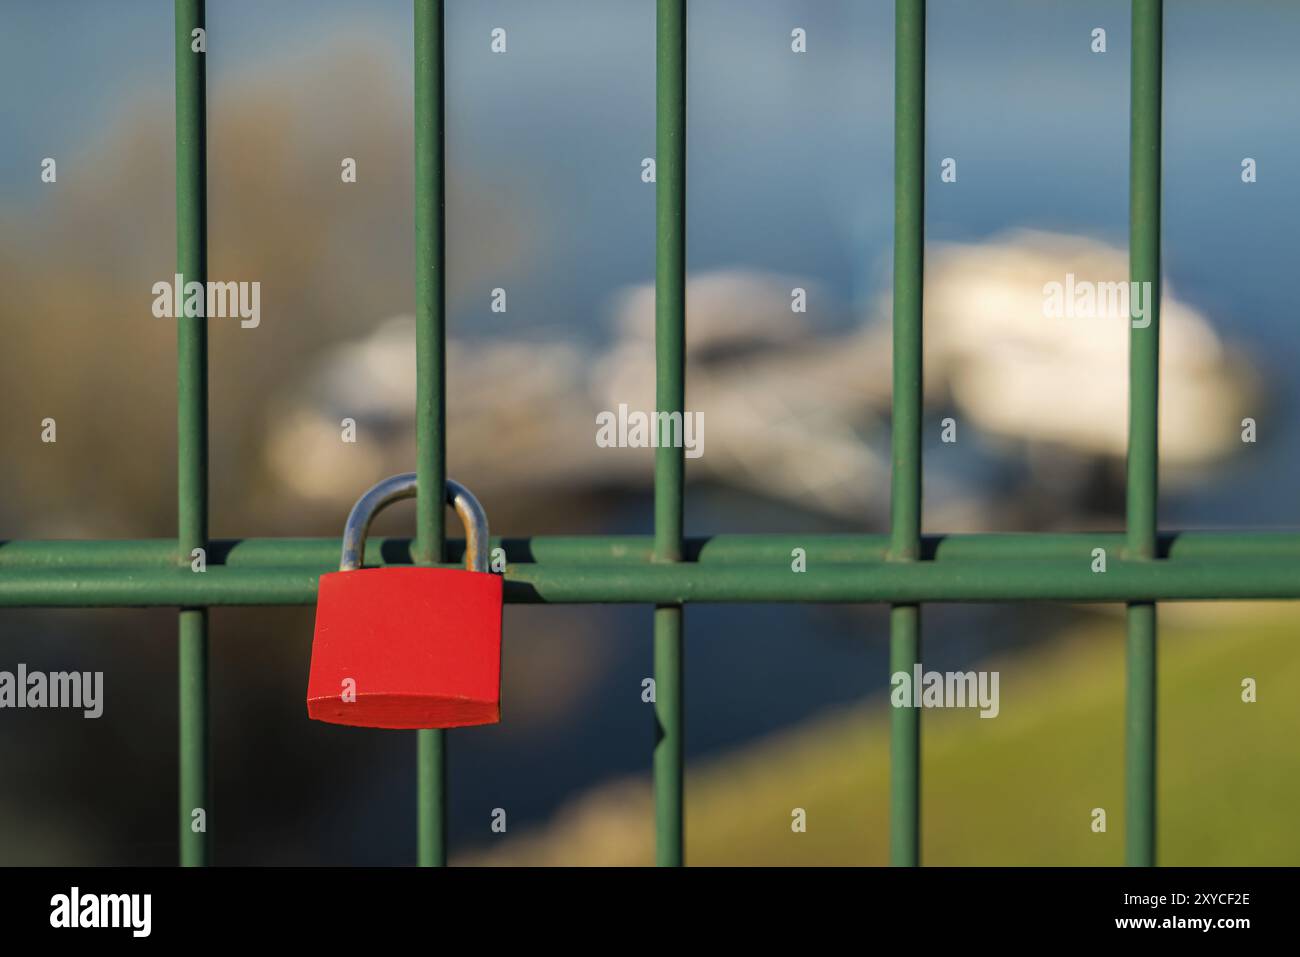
<box><xmin>3</xmin><ymin>0</ymin><xmax>1298</xmax><ymax>867</ymax></box>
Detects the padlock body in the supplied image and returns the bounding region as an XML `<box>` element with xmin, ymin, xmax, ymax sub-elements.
<box><xmin>307</xmin><ymin>566</ymin><xmax>503</xmax><ymax>729</ymax></box>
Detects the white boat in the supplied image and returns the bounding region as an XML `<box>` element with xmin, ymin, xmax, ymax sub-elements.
<box><xmin>265</xmin><ymin>231</ymin><xmax>1258</xmax><ymax>526</ymax></box>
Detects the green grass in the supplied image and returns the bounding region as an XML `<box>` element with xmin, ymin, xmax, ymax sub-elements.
<box><xmin>467</xmin><ymin>603</ymin><xmax>1300</xmax><ymax>865</ymax></box>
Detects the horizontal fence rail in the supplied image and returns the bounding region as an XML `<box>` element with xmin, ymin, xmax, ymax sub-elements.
<box><xmin>1</xmin><ymin>536</ymin><xmax>1300</xmax><ymax>605</ymax></box>
<box><xmin>7</xmin><ymin>532</ymin><xmax>1300</xmax><ymax>568</ymax></box>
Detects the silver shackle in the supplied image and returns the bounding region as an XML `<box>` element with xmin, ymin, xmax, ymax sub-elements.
<box><xmin>339</xmin><ymin>473</ymin><xmax>489</xmax><ymax>573</ymax></box>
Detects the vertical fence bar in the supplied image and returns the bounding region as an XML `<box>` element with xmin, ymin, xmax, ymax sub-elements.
<box><xmin>654</xmin><ymin>0</ymin><xmax>686</xmax><ymax>867</ymax></box>
<box><xmin>889</xmin><ymin>0</ymin><xmax>925</xmax><ymax>868</ymax></box>
<box><xmin>413</xmin><ymin>0</ymin><xmax>448</xmax><ymax>868</ymax></box>
<box><xmin>1126</xmin><ymin>0</ymin><xmax>1162</xmax><ymax>868</ymax></box>
<box><xmin>175</xmin><ymin>0</ymin><xmax>209</xmax><ymax>867</ymax></box>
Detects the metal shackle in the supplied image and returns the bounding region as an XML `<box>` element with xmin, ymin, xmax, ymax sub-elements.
<box><xmin>338</xmin><ymin>473</ymin><xmax>489</xmax><ymax>573</ymax></box>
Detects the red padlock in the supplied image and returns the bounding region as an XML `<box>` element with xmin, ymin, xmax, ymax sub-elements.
<box><xmin>306</xmin><ymin>473</ymin><xmax>503</xmax><ymax>729</ymax></box>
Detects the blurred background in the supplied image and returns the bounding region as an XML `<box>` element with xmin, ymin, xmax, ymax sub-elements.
<box><xmin>1</xmin><ymin>0</ymin><xmax>1298</xmax><ymax>865</ymax></box>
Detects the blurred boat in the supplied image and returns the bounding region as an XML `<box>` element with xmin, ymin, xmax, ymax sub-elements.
<box><xmin>909</xmin><ymin>229</ymin><xmax>1258</xmax><ymax>474</ymax></box>
<box><xmin>264</xmin><ymin>230</ymin><xmax>1259</xmax><ymax>524</ymax></box>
